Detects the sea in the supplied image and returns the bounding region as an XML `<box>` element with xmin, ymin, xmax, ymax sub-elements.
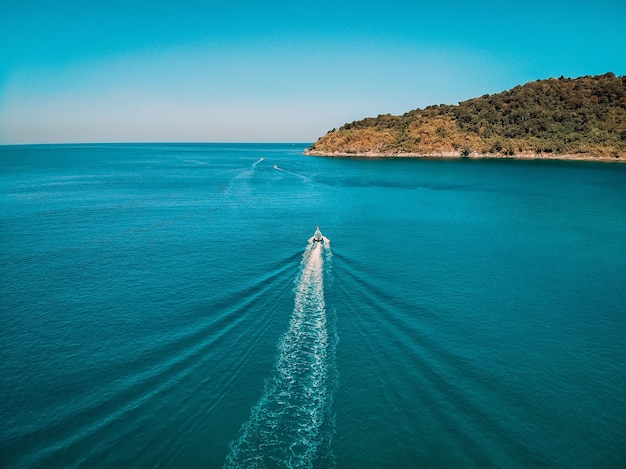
<box><xmin>1</xmin><ymin>143</ymin><xmax>625</xmax><ymax>468</ymax></box>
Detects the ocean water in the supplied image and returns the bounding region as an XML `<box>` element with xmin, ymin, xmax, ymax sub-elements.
<box><xmin>1</xmin><ymin>143</ymin><xmax>625</xmax><ymax>468</ymax></box>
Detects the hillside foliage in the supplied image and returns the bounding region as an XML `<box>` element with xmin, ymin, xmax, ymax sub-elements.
<box><xmin>309</xmin><ymin>73</ymin><xmax>626</xmax><ymax>158</ymax></box>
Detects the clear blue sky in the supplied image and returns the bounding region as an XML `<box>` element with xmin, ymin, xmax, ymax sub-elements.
<box><xmin>1</xmin><ymin>0</ymin><xmax>625</xmax><ymax>144</ymax></box>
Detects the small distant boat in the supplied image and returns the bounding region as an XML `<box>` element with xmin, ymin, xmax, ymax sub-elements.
<box><xmin>313</xmin><ymin>226</ymin><xmax>323</xmax><ymax>242</ymax></box>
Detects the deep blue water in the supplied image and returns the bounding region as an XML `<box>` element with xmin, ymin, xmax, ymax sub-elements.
<box><xmin>1</xmin><ymin>143</ymin><xmax>625</xmax><ymax>468</ymax></box>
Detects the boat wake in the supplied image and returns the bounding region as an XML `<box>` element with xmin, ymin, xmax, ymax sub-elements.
<box><xmin>273</xmin><ymin>164</ymin><xmax>311</xmax><ymax>183</ymax></box>
<box><xmin>224</xmin><ymin>234</ymin><xmax>336</xmax><ymax>469</ymax></box>
<box><xmin>233</xmin><ymin>158</ymin><xmax>265</xmax><ymax>180</ymax></box>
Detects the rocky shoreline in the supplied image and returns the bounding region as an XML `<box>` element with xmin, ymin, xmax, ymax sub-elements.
<box><xmin>304</xmin><ymin>148</ymin><xmax>625</xmax><ymax>163</ymax></box>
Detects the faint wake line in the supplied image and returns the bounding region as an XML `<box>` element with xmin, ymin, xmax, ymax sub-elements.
<box><xmin>272</xmin><ymin>164</ymin><xmax>311</xmax><ymax>182</ymax></box>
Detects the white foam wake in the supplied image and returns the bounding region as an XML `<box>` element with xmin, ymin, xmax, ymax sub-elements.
<box><xmin>272</xmin><ymin>164</ymin><xmax>311</xmax><ymax>182</ymax></box>
<box><xmin>224</xmin><ymin>240</ymin><xmax>335</xmax><ymax>469</ymax></box>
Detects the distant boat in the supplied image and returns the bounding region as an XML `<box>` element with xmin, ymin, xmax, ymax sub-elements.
<box><xmin>313</xmin><ymin>226</ymin><xmax>323</xmax><ymax>242</ymax></box>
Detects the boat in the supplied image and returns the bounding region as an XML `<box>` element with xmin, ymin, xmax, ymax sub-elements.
<box><xmin>313</xmin><ymin>226</ymin><xmax>323</xmax><ymax>242</ymax></box>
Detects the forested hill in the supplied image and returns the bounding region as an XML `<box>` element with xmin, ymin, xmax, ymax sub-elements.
<box><xmin>306</xmin><ymin>73</ymin><xmax>626</xmax><ymax>160</ymax></box>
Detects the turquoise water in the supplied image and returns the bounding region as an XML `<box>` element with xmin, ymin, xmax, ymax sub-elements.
<box><xmin>1</xmin><ymin>143</ymin><xmax>625</xmax><ymax>468</ymax></box>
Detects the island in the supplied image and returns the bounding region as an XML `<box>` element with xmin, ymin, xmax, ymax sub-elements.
<box><xmin>305</xmin><ymin>73</ymin><xmax>626</xmax><ymax>162</ymax></box>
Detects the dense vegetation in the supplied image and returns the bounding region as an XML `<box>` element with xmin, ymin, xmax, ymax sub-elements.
<box><xmin>308</xmin><ymin>73</ymin><xmax>626</xmax><ymax>159</ymax></box>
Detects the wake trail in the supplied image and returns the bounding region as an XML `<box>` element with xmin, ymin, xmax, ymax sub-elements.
<box><xmin>224</xmin><ymin>239</ymin><xmax>335</xmax><ymax>469</ymax></box>
<box><xmin>273</xmin><ymin>164</ymin><xmax>311</xmax><ymax>183</ymax></box>
<box><xmin>221</xmin><ymin>157</ymin><xmax>266</xmax><ymax>197</ymax></box>
<box><xmin>234</xmin><ymin>158</ymin><xmax>265</xmax><ymax>180</ymax></box>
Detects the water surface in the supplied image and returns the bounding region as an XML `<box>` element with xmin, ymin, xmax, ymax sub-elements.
<box><xmin>1</xmin><ymin>143</ymin><xmax>625</xmax><ymax>467</ymax></box>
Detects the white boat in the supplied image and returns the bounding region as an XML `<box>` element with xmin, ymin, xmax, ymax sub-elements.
<box><xmin>313</xmin><ymin>226</ymin><xmax>323</xmax><ymax>242</ymax></box>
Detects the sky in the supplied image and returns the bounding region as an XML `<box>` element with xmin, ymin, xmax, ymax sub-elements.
<box><xmin>1</xmin><ymin>0</ymin><xmax>625</xmax><ymax>144</ymax></box>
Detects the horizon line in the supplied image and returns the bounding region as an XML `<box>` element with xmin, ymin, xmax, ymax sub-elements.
<box><xmin>0</xmin><ymin>141</ymin><xmax>315</xmax><ymax>147</ymax></box>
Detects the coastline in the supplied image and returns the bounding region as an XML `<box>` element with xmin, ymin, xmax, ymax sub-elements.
<box><xmin>304</xmin><ymin>149</ymin><xmax>626</xmax><ymax>163</ymax></box>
